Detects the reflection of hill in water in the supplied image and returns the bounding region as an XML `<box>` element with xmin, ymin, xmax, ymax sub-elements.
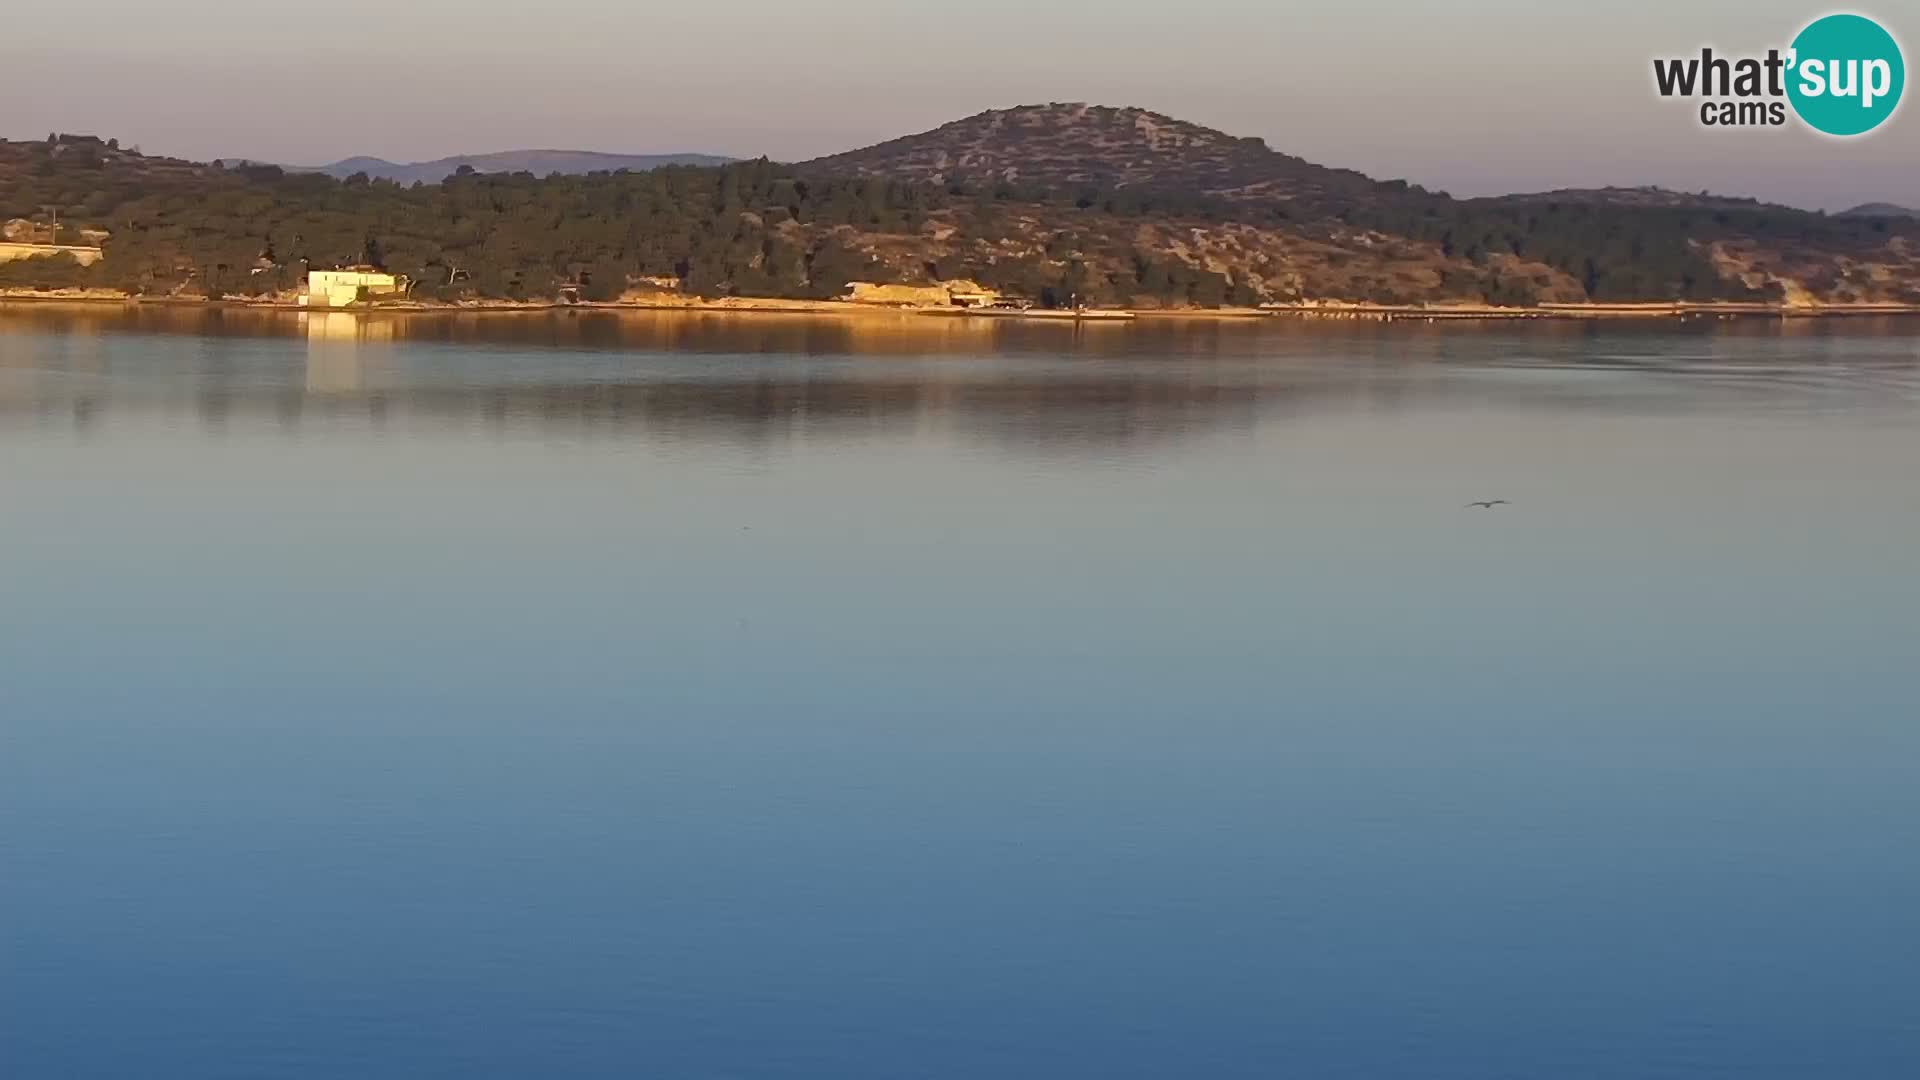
<box><xmin>0</xmin><ymin>308</ymin><xmax>1316</xmax><ymax>447</ymax></box>
<box><xmin>87</xmin><ymin>374</ymin><xmax>1284</xmax><ymax>452</ymax></box>
<box><xmin>3</xmin><ymin>306</ymin><xmax>1918</xmax><ymax>444</ymax></box>
<box><xmin>313</xmin><ymin>376</ymin><xmax>1276</xmax><ymax>451</ymax></box>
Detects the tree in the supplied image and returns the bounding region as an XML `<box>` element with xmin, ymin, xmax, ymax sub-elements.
<box><xmin>580</xmin><ymin>259</ymin><xmax>628</xmax><ymax>302</ymax></box>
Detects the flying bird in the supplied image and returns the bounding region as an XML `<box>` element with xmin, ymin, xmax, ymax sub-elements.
<box><xmin>1466</xmin><ymin>500</ymin><xmax>1510</xmax><ymax>509</ymax></box>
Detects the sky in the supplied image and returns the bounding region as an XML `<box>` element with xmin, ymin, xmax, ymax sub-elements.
<box><xmin>4</xmin><ymin>0</ymin><xmax>1913</xmax><ymax>211</ymax></box>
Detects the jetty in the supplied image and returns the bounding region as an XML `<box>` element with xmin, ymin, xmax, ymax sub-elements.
<box><xmin>918</xmin><ymin>307</ymin><xmax>1135</xmax><ymax>322</ymax></box>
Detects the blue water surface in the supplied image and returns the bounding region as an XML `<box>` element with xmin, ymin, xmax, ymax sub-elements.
<box><xmin>3</xmin><ymin>308</ymin><xmax>1918</xmax><ymax>1078</ymax></box>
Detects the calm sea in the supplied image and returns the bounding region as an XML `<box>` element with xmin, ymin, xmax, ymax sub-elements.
<box><xmin>3</xmin><ymin>306</ymin><xmax>1918</xmax><ymax>1079</ymax></box>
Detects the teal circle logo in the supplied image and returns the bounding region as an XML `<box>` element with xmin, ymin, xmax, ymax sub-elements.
<box><xmin>1787</xmin><ymin>13</ymin><xmax>1905</xmax><ymax>136</ymax></box>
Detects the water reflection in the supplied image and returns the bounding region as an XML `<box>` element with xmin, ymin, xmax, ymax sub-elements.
<box><xmin>5</xmin><ymin>302</ymin><xmax>1920</xmax><ymax>1080</ymax></box>
<box><xmin>304</xmin><ymin>311</ymin><xmax>396</xmax><ymax>394</ymax></box>
<box><xmin>0</xmin><ymin>305</ymin><xmax>1916</xmax><ymax>448</ymax></box>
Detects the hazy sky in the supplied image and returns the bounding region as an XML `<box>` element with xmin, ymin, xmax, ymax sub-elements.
<box><xmin>6</xmin><ymin>0</ymin><xmax>1913</xmax><ymax>210</ymax></box>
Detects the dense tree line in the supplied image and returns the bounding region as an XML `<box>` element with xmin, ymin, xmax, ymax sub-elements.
<box><xmin>4</xmin><ymin>134</ymin><xmax>1916</xmax><ymax>307</ymax></box>
<box><xmin>3</xmin><ymin>142</ymin><xmax>954</xmax><ymax>302</ymax></box>
<box><xmin>1339</xmin><ymin>191</ymin><xmax>1917</xmax><ymax>304</ymax></box>
<box><xmin>0</xmin><ymin>143</ymin><xmax>1275</xmax><ymax>306</ymax></box>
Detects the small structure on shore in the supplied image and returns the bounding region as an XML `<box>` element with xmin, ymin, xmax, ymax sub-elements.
<box><xmin>0</xmin><ymin>241</ymin><xmax>104</xmax><ymax>267</ymax></box>
<box><xmin>844</xmin><ymin>280</ymin><xmax>1002</xmax><ymax>308</ymax></box>
<box><xmin>301</xmin><ymin>266</ymin><xmax>408</xmax><ymax>309</ymax></box>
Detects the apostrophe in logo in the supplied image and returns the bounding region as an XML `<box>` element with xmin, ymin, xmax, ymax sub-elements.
<box><xmin>1787</xmin><ymin>13</ymin><xmax>1904</xmax><ymax>135</ymax></box>
<box><xmin>1652</xmin><ymin>12</ymin><xmax>1905</xmax><ymax>136</ymax></box>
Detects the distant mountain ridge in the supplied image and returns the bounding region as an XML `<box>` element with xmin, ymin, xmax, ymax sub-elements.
<box><xmin>1482</xmin><ymin>186</ymin><xmax>1784</xmax><ymax>211</ymax></box>
<box><xmin>1839</xmin><ymin>202</ymin><xmax>1918</xmax><ymax>219</ymax></box>
<box><xmin>303</xmin><ymin>150</ymin><xmax>733</xmax><ymax>184</ymax></box>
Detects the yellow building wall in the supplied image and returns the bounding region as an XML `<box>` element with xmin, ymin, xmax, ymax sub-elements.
<box><xmin>303</xmin><ymin>271</ymin><xmax>403</xmax><ymax>308</ymax></box>
<box><xmin>0</xmin><ymin>242</ymin><xmax>105</xmax><ymax>267</ymax></box>
<box><xmin>845</xmin><ymin>280</ymin><xmax>998</xmax><ymax>307</ymax></box>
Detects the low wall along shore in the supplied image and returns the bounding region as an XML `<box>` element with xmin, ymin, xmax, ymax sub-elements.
<box><xmin>0</xmin><ymin>242</ymin><xmax>105</xmax><ymax>267</ymax></box>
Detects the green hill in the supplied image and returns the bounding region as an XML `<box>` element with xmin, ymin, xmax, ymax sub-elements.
<box><xmin>4</xmin><ymin>120</ymin><xmax>1918</xmax><ymax>309</ymax></box>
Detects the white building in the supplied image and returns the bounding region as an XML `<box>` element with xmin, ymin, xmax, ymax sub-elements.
<box><xmin>301</xmin><ymin>267</ymin><xmax>407</xmax><ymax>308</ymax></box>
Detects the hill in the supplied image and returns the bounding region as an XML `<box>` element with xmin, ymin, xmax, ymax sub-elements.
<box><xmin>302</xmin><ymin>150</ymin><xmax>734</xmax><ymax>184</ymax></box>
<box><xmin>4</xmin><ymin>121</ymin><xmax>1919</xmax><ymax>309</ymax></box>
<box><xmin>1839</xmin><ymin>202</ymin><xmax>1919</xmax><ymax>219</ymax></box>
<box><xmin>1484</xmin><ymin>186</ymin><xmax>1783</xmax><ymax>212</ymax></box>
<box><xmin>804</xmin><ymin>103</ymin><xmax>1389</xmax><ymax>210</ymax></box>
<box><xmin>799</xmin><ymin>105</ymin><xmax>1920</xmax><ymax>306</ymax></box>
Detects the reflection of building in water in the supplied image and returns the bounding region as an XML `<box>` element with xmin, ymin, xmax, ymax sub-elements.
<box><xmin>0</xmin><ymin>307</ymin><xmax>111</xmax><ymax>411</ymax></box>
<box><xmin>304</xmin><ymin>312</ymin><xmax>396</xmax><ymax>393</ymax></box>
<box><xmin>300</xmin><ymin>266</ymin><xmax>409</xmax><ymax>309</ymax></box>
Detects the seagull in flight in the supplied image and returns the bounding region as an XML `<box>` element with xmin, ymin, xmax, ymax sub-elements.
<box><xmin>1466</xmin><ymin>500</ymin><xmax>1510</xmax><ymax>509</ymax></box>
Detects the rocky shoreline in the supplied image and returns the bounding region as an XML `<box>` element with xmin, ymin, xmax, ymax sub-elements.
<box><xmin>5</xmin><ymin>289</ymin><xmax>1919</xmax><ymax>322</ymax></box>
